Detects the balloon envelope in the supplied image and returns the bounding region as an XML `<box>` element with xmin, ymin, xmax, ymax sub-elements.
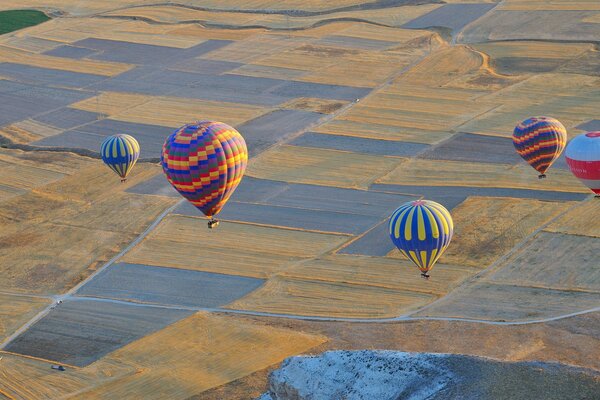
<box><xmin>161</xmin><ymin>121</ymin><xmax>248</xmax><ymax>218</ymax></box>
<box><xmin>389</xmin><ymin>200</ymin><xmax>454</xmax><ymax>276</ymax></box>
<box><xmin>100</xmin><ymin>134</ymin><xmax>140</xmax><ymax>181</ymax></box>
<box><xmin>513</xmin><ymin>116</ymin><xmax>567</xmax><ymax>177</ymax></box>
<box><xmin>565</xmin><ymin>131</ymin><xmax>600</xmax><ymax>195</ymax></box>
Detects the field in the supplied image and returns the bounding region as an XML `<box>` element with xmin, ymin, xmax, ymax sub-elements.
<box><xmin>0</xmin><ymin>0</ymin><xmax>599</xmax><ymax>398</ymax></box>
<box><xmin>0</xmin><ymin>10</ymin><xmax>49</xmax><ymax>35</ymax></box>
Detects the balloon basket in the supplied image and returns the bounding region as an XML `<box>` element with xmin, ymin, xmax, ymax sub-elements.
<box><xmin>120</xmin><ymin>178</ymin><xmax>127</xmax><ymax>183</ymax></box>
<box><xmin>420</xmin><ymin>272</ymin><xmax>430</xmax><ymax>280</ymax></box>
<box><xmin>538</xmin><ymin>174</ymin><xmax>546</xmax><ymax>179</ymax></box>
<box><xmin>208</xmin><ymin>219</ymin><xmax>219</xmax><ymax>229</ymax></box>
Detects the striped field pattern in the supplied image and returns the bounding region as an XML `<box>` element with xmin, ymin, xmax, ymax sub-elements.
<box><xmin>100</xmin><ymin>134</ymin><xmax>140</xmax><ymax>181</ymax></box>
<box><xmin>389</xmin><ymin>200</ymin><xmax>454</xmax><ymax>276</ymax></box>
<box><xmin>161</xmin><ymin>121</ymin><xmax>247</xmax><ymax>218</ymax></box>
<box><xmin>512</xmin><ymin>116</ymin><xmax>567</xmax><ymax>177</ymax></box>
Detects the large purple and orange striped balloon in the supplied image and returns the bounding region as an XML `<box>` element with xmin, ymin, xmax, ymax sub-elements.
<box><xmin>513</xmin><ymin>116</ymin><xmax>567</xmax><ymax>178</ymax></box>
<box><xmin>161</xmin><ymin>121</ymin><xmax>247</xmax><ymax>221</ymax></box>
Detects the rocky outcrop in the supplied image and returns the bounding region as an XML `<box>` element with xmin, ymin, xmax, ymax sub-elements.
<box><xmin>260</xmin><ymin>350</ymin><xmax>600</xmax><ymax>400</ymax></box>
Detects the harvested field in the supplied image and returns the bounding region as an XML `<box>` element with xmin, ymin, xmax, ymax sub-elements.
<box><xmin>314</xmin><ymin>119</ymin><xmax>452</xmax><ymax>144</ymax></box>
<box><xmin>69</xmin><ymin>312</ymin><xmax>325</xmax><ymax>399</ymax></box>
<box><xmin>418</xmin><ymin>133</ymin><xmax>521</xmax><ymax>164</ymax></box>
<box><xmin>5</xmin><ymin>298</ymin><xmax>192</xmax><ymax>367</ymax></box>
<box><xmin>459</xmin><ymin>74</ymin><xmax>600</xmax><ymax>137</ymax></box>
<box><xmin>290</xmin><ymin>132</ymin><xmax>429</xmax><ymax>157</ymax></box>
<box><xmin>237</xmin><ymin>110</ymin><xmax>325</xmax><ymax>156</ymax></box>
<box><xmin>247</xmin><ymin>145</ymin><xmax>400</xmax><ymax>189</ymax></box>
<box><xmin>122</xmin><ymin>215</ymin><xmax>348</xmax><ymax>278</ymax></box>
<box><xmin>0</xmin><ymin>353</ymin><xmax>135</xmax><ymax>400</ymax></box>
<box><xmin>416</xmin><ymin>282</ymin><xmax>600</xmax><ymax>322</ymax></box>
<box><xmin>0</xmin><ymin>312</ymin><xmax>324</xmax><ymax>399</ymax></box>
<box><xmin>458</xmin><ymin>9</ymin><xmax>599</xmax><ymax>43</ymax></box>
<box><xmin>545</xmin><ymin>199</ymin><xmax>600</xmax><ymax>238</ymax></box>
<box><xmin>1</xmin><ymin>36</ymin><xmax>62</xmax><ymax>53</ymax></box>
<box><xmin>473</xmin><ymin>42</ymin><xmax>593</xmax><ymax>74</ymax></box>
<box><xmin>87</xmin><ymin>95</ymin><xmax>267</xmax><ymax>128</ymax></box>
<box><xmin>376</xmin><ymin>158</ymin><xmax>589</xmax><ymax>193</ymax></box>
<box><xmin>282</xmin><ymin>98</ymin><xmax>347</xmax><ymax>114</ymax></box>
<box><xmin>0</xmin><ymin>44</ymin><xmax>132</xmax><ymax>76</ymax></box>
<box><xmin>487</xmin><ymin>232</ymin><xmax>600</xmax><ymax>292</ymax></box>
<box><xmin>77</xmin><ymin>262</ymin><xmax>265</xmax><ymax>308</ymax></box>
<box><xmin>102</xmin><ymin>4</ymin><xmax>442</xmax><ymax>29</ymax></box>
<box><xmin>226</xmin><ymin>275</ymin><xmax>437</xmax><ymax>318</ymax></box>
<box><xmin>201</xmin><ymin>201</ymin><xmax>381</xmax><ymax>234</ymax></box>
<box><xmin>418</xmin><ymin>197</ymin><xmax>576</xmax><ymax>269</ymax></box>
<box><xmin>0</xmin><ymin>62</ymin><xmax>105</xmax><ymax>88</ymax></box>
<box><xmin>0</xmin><ymin>158</ymin><xmax>176</xmax><ymax>295</ymax></box>
<box><xmin>402</xmin><ymin>3</ymin><xmax>497</xmax><ymax>33</ymax></box>
<box><xmin>282</xmin><ymin>255</ymin><xmax>476</xmax><ymax>296</ymax></box>
<box><xmin>498</xmin><ymin>0</ymin><xmax>600</xmax><ymax>11</ymax></box>
<box><xmin>0</xmin><ymin>294</ymin><xmax>50</xmax><ymax>342</ymax></box>
<box><xmin>32</xmin><ymin>108</ymin><xmax>99</xmax><ymax>130</ymax></box>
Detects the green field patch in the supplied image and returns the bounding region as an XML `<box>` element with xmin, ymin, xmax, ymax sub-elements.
<box><xmin>0</xmin><ymin>10</ymin><xmax>50</xmax><ymax>35</ymax></box>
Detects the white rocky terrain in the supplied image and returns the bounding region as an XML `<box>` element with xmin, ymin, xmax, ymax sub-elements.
<box><xmin>259</xmin><ymin>350</ymin><xmax>600</xmax><ymax>400</ymax></box>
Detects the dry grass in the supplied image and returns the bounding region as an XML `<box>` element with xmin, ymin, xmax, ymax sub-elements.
<box><xmin>226</xmin><ymin>254</ymin><xmax>476</xmax><ymax>318</ymax></box>
<box><xmin>0</xmin><ymin>35</ymin><xmax>63</xmax><ymax>53</ymax></box>
<box><xmin>0</xmin><ymin>311</ymin><xmax>325</xmax><ymax>399</ymax></box>
<box><xmin>247</xmin><ymin>145</ymin><xmax>401</xmax><ymax>189</ymax></box>
<box><xmin>226</xmin><ymin>275</ymin><xmax>436</xmax><ymax>318</ymax></box>
<box><xmin>122</xmin><ymin>215</ymin><xmax>348</xmax><ymax>279</ymax></box>
<box><xmin>0</xmin><ymin>294</ymin><xmax>50</xmax><ymax>342</ymax></box>
<box><xmin>74</xmin><ymin>94</ymin><xmax>269</xmax><ymax>128</ymax></box>
<box><xmin>102</xmin><ymin>4</ymin><xmax>442</xmax><ymax>29</ymax></box>
<box><xmin>499</xmin><ymin>0</ymin><xmax>600</xmax><ymax>11</ymax></box>
<box><xmin>282</xmin><ymin>255</ymin><xmax>475</xmax><ymax>297</ymax></box>
<box><xmin>314</xmin><ymin>119</ymin><xmax>452</xmax><ymax>144</ymax></box>
<box><xmin>474</xmin><ymin>42</ymin><xmax>593</xmax><ymax>60</ymax></box>
<box><xmin>70</xmin><ymin>92</ymin><xmax>152</xmax><ymax>117</ymax></box>
<box><xmin>487</xmin><ymin>231</ymin><xmax>600</xmax><ymax>292</ymax></box>
<box><xmin>377</xmin><ymin>159</ymin><xmax>589</xmax><ymax>193</ymax></box>
<box><xmin>458</xmin><ymin>71</ymin><xmax>600</xmax><ymax>137</ymax></box>
<box><xmin>3</xmin><ymin>120</ymin><xmax>62</xmax><ymax>142</ymax></box>
<box><xmin>545</xmin><ymin>199</ymin><xmax>600</xmax><ymax>238</ymax></box>
<box><xmin>0</xmin><ymin>152</ymin><xmax>176</xmax><ymax>295</ymax></box>
<box><xmin>0</xmin><ymin>44</ymin><xmax>132</xmax><ymax>76</ymax></box>
<box><xmin>282</xmin><ymin>97</ymin><xmax>347</xmax><ymax>114</ymax></box>
<box><xmin>415</xmin><ymin>281</ymin><xmax>600</xmax><ymax>321</ymax></box>
<box><xmin>429</xmin><ymin>197</ymin><xmax>576</xmax><ymax>269</ymax></box>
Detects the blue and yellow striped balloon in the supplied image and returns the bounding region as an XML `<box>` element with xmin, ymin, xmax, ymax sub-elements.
<box><xmin>389</xmin><ymin>200</ymin><xmax>454</xmax><ymax>278</ymax></box>
<box><xmin>100</xmin><ymin>134</ymin><xmax>140</xmax><ymax>182</ymax></box>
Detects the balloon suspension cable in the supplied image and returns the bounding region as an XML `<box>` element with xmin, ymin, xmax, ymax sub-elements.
<box><xmin>208</xmin><ymin>218</ymin><xmax>220</xmax><ymax>229</ymax></box>
<box><xmin>538</xmin><ymin>174</ymin><xmax>546</xmax><ymax>179</ymax></box>
<box><xmin>421</xmin><ymin>272</ymin><xmax>430</xmax><ymax>280</ymax></box>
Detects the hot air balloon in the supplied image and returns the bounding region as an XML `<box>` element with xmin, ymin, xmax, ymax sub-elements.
<box><xmin>565</xmin><ymin>131</ymin><xmax>600</xmax><ymax>196</ymax></box>
<box><xmin>161</xmin><ymin>121</ymin><xmax>247</xmax><ymax>228</ymax></box>
<box><xmin>100</xmin><ymin>134</ymin><xmax>140</xmax><ymax>182</ymax></box>
<box><xmin>389</xmin><ymin>200</ymin><xmax>454</xmax><ymax>279</ymax></box>
<box><xmin>513</xmin><ymin>116</ymin><xmax>567</xmax><ymax>179</ymax></box>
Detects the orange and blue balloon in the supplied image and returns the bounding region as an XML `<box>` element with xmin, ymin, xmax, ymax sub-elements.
<box><xmin>389</xmin><ymin>200</ymin><xmax>454</xmax><ymax>278</ymax></box>
<box><xmin>513</xmin><ymin>116</ymin><xmax>567</xmax><ymax>179</ymax></box>
<box><xmin>565</xmin><ymin>131</ymin><xmax>600</xmax><ymax>195</ymax></box>
<box><xmin>161</xmin><ymin>121</ymin><xmax>247</xmax><ymax>228</ymax></box>
<box><xmin>100</xmin><ymin>134</ymin><xmax>140</xmax><ymax>182</ymax></box>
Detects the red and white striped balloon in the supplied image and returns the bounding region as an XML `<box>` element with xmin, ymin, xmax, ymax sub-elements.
<box><xmin>565</xmin><ymin>131</ymin><xmax>600</xmax><ymax>195</ymax></box>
